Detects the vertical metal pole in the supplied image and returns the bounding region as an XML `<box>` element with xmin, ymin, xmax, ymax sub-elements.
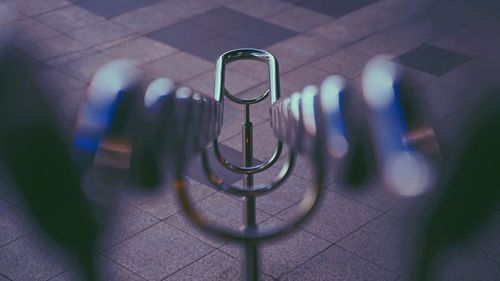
<box><xmin>242</xmin><ymin>104</ymin><xmax>258</xmax><ymax>281</ymax></box>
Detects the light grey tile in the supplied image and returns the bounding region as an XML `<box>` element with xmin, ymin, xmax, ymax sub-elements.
<box><xmin>0</xmin><ymin>18</ymin><xmax>61</xmax><ymax>47</ymax></box>
<box><xmin>98</xmin><ymin>201</ymin><xmax>159</xmax><ymax>250</ymax></box>
<box><xmin>68</xmin><ymin>21</ymin><xmax>134</xmax><ymax>48</ymax></box>
<box><xmin>101</xmin><ymin>36</ymin><xmax>177</xmax><ymax>64</ymax></box>
<box><xmin>282</xmin><ymin>245</ymin><xmax>398</xmax><ymax>281</ymax></box>
<box><xmin>23</xmin><ymin>35</ymin><xmax>87</xmax><ymax>61</ymax></box>
<box><xmin>4</xmin><ymin>0</ymin><xmax>70</xmax><ymax>16</ymax></box>
<box><xmin>0</xmin><ymin>233</ymin><xmax>73</xmax><ymax>281</ymax></box>
<box><xmin>220</xmin><ymin>218</ymin><xmax>331</xmax><ymax>278</ymax></box>
<box><xmin>278</xmin><ymin>190</ymin><xmax>381</xmax><ymax>242</ymax></box>
<box><xmin>268</xmin><ymin>34</ymin><xmax>338</xmax><ymax>73</ymax></box>
<box><xmin>279</xmin><ymin>65</ymin><xmax>330</xmax><ymax>93</ymax></box>
<box><xmin>126</xmin><ymin>179</ymin><xmax>215</xmax><ymax>220</ymax></box>
<box><xmin>0</xmin><ymin>199</ymin><xmax>32</xmax><ymax>247</ymax></box>
<box><xmin>0</xmin><ymin>4</ymin><xmax>23</xmax><ymax>25</ymax></box>
<box><xmin>166</xmin><ymin>192</ymin><xmax>271</xmax><ymax>247</ymax></box>
<box><xmin>35</xmin><ymin>5</ymin><xmax>105</xmax><ymax>33</ymax></box>
<box><xmin>104</xmin><ymin>222</ymin><xmax>213</xmax><ymax>281</ymax></box>
<box><xmin>164</xmin><ymin>250</ymin><xmax>275</xmax><ymax>281</ymax></box>
<box><xmin>155</xmin><ymin>0</ymin><xmax>223</xmax><ymax>20</ymax></box>
<box><xmin>184</xmin><ymin>68</ymin><xmax>260</xmax><ymax>97</ymax></box>
<box><xmin>268</xmin><ymin>6</ymin><xmax>333</xmax><ymax>33</ymax></box>
<box><xmin>338</xmin><ymin>214</ymin><xmax>408</xmax><ymax>273</ymax></box>
<box><xmin>143</xmin><ymin>52</ymin><xmax>214</xmax><ymax>82</ymax></box>
<box><xmin>60</xmin><ymin>51</ymin><xmax>115</xmax><ymax>82</ymax></box>
<box><xmin>49</xmin><ymin>256</ymin><xmax>145</xmax><ymax>281</ymax></box>
<box><xmin>112</xmin><ymin>4</ymin><xmax>183</xmax><ymax>33</ymax></box>
<box><xmin>313</xmin><ymin>47</ymin><xmax>370</xmax><ymax>79</ymax></box>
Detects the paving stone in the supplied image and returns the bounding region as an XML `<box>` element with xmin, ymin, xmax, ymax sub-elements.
<box><xmin>184</xmin><ymin>69</ymin><xmax>260</xmax><ymax>97</ymax></box>
<box><xmin>0</xmin><ymin>199</ymin><xmax>32</xmax><ymax>247</ymax></box>
<box><xmin>228</xmin><ymin>0</ymin><xmax>294</xmax><ymax>18</ymax></box>
<box><xmin>189</xmin><ymin>7</ymin><xmax>258</xmax><ymax>33</ymax></box>
<box><xmin>51</xmin><ymin>88</ymin><xmax>86</xmax><ymax>134</ymax></box>
<box><xmin>143</xmin><ymin>52</ymin><xmax>214</xmax><ymax>82</ymax></box>
<box><xmin>430</xmin><ymin>14</ymin><xmax>500</xmax><ymax>56</ymax></box>
<box><xmin>428</xmin><ymin>246</ymin><xmax>500</xmax><ymax>281</ymax></box>
<box><xmin>166</xmin><ymin>192</ymin><xmax>271</xmax><ymax>247</ymax></box>
<box><xmin>228</xmin><ymin>20</ymin><xmax>298</xmax><ymax>49</ymax></box>
<box><xmin>310</xmin><ymin>5</ymin><xmax>401</xmax><ymax>47</ymax></box>
<box><xmin>155</xmin><ymin>0</ymin><xmax>223</xmax><ymax>21</ymax></box>
<box><xmin>220</xmin><ymin>218</ymin><xmax>331</xmax><ymax>278</ymax></box>
<box><xmin>23</xmin><ymin>35</ymin><xmax>87</xmax><ymax>61</ymax></box>
<box><xmin>306</xmin><ymin>0</ymin><xmax>382</xmax><ymax>17</ymax></box>
<box><xmin>186</xmin><ymin>35</ymin><xmax>249</xmax><ymax>62</ymax></box>
<box><xmin>126</xmin><ymin>178</ymin><xmax>215</xmax><ymax>220</ymax></box>
<box><xmin>101</xmin><ymin>36</ymin><xmax>177</xmax><ymax>64</ymax></box>
<box><xmin>105</xmin><ymin>222</ymin><xmax>213</xmax><ymax>281</ymax></box>
<box><xmin>279</xmin><ymin>65</ymin><xmax>330</xmax><ymax>93</ymax></box>
<box><xmin>0</xmin><ymin>18</ymin><xmax>61</xmax><ymax>47</ymax></box>
<box><xmin>466</xmin><ymin>211</ymin><xmax>500</xmax><ymax>264</ymax></box>
<box><xmin>68</xmin><ymin>20</ymin><xmax>134</xmax><ymax>47</ymax></box>
<box><xmin>98</xmin><ymin>201</ymin><xmax>159</xmax><ymax>250</ymax></box>
<box><xmin>4</xmin><ymin>0</ymin><xmax>71</xmax><ymax>16</ymax></box>
<box><xmin>60</xmin><ymin>51</ymin><xmax>115</xmax><ymax>82</ymax></box>
<box><xmin>35</xmin><ymin>5</ymin><xmax>105</xmax><ymax>33</ymax></box>
<box><xmin>268</xmin><ymin>6</ymin><xmax>332</xmax><ymax>32</ymax></box>
<box><xmin>49</xmin><ymin>256</ymin><xmax>144</xmax><ymax>281</ymax></box>
<box><xmin>312</xmin><ymin>47</ymin><xmax>370</xmax><ymax>79</ymax></box>
<box><xmin>408</xmin><ymin>4</ymin><xmax>487</xmax><ymax>41</ymax></box>
<box><xmin>112</xmin><ymin>4</ymin><xmax>183</xmax><ymax>33</ymax></box>
<box><xmin>268</xmin><ymin>34</ymin><xmax>339</xmax><ymax>73</ymax></box>
<box><xmin>223</xmin><ymin>121</ymin><xmax>280</xmax><ymax>162</ymax></box>
<box><xmin>0</xmin><ymin>4</ymin><xmax>23</xmax><ymax>25</ymax></box>
<box><xmin>281</xmin><ymin>245</ymin><xmax>398</xmax><ymax>280</ymax></box>
<box><xmin>45</xmin><ymin>48</ymin><xmax>97</xmax><ymax>68</ymax></box>
<box><xmin>398</xmin><ymin>45</ymin><xmax>472</xmax><ymax>76</ymax></box>
<box><xmin>278</xmin><ymin>190</ymin><xmax>381</xmax><ymax>242</ymax></box>
<box><xmin>338</xmin><ymin>214</ymin><xmax>408</xmax><ymax>273</ymax></box>
<box><xmin>164</xmin><ymin>250</ymin><xmax>275</xmax><ymax>281</ymax></box>
<box><xmin>147</xmin><ymin>21</ymin><xmax>219</xmax><ymax>50</ymax></box>
<box><xmin>0</xmin><ymin>233</ymin><xmax>73</xmax><ymax>281</ymax></box>
<box><xmin>225</xmin><ymin>58</ymin><xmax>272</xmax><ymax>82</ymax></box>
<box><xmin>76</xmin><ymin>0</ymin><xmax>163</xmax><ymax>19</ymax></box>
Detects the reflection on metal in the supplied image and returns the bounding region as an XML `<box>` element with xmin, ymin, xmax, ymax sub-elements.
<box><xmin>176</xmin><ymin>48</ymin><xmax>324</xmax><ymax>281</ymax></box>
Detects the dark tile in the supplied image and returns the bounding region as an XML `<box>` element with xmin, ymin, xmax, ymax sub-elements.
<box><xmin>186</xmin><ymin>143</ymin><xmax>264</xmax><ymax>186</ymax></box>
<box><xmin>397</xmin><ymin>45</ymin><xmax>472</xmax><ymax>76</ymax></box>
<box><xmin>292</xmin><ymin>0</ymin><xmax>380</xmax><ymax>18</ymax></box>
<box><xmin>76</xmin><ymin>0</ymin><xmax>162</xmax><ymax>19</ymax></box>
<box><xmin>228</xmin><ymin>20</ymin><xmax>298</xmax><ymax>49</ymax></box>
<box><xmin>186</xmin><ymin>35</ymin><xmax>248</xmax><ymax>62</ymax></box>
<box><xmin>147</xmin><ymin>21</ymin><xmax>219</xmax><ymax>50</ymax></box>
<box><xmin>189</xmin><ymin>7</ymin><xmax>258</xmax><ymax>33</ymax></box>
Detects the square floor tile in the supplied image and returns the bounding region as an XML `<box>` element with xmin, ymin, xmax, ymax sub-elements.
<box><xmin>220</xmin><ymin>218</ymin><xmax>331</xmax><ymax>278</ymax></box>
<box><xmin>188</xmin><ymin>7</ymin><xmax>258</xmax><ymax>33</ymax></box>
<box><xmin>147</xmin><ymin>21</ymin><xmax>219</xmax><ymax>50</ymax></box>
<box><xmin>186</xmin><ymin>35</ymin><xmax>248</xmax><ymax>62</ymax></box>
<box><xmin>104</xmin><ymin>222</ymin><xmax>213</xmax><ymax>280</ymax></box>
<box><xmin>278</xmin><ymin>190</ymin><xmax>381</xmax><ymax>242</ymax></box>
<box><xmin>397</xmin><ymin>45</ymin><xmax>472</xmax><ymax>76</ymax></box>
<box><xmin>228</xmin><ymin>20</ymin><xmax>298</xmax><ymax>49</ymax></box>
<box><xmin>0</xmin><ymin>199</ymin><xmax>32</xmax><ymax>247</ymax></box>
<box><xmin>281</xmin><ymin>245</ymin><xmax>398</xmax><ymax>280</ymax></box>
<box><xmin>290</xmin><ymin>0</ymin><xmax>380</xmax><ymax>18</ymax></box>
<box><xmin>76</xmin><ymin>0</ymin><xmax>162</xmax><ymax>19</ymax></box>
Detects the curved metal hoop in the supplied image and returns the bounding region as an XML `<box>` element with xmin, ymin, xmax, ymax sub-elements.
<box><xmin>224</xmin><ymin>88</ymin><xmax>269</xmax><ymax>105</ymax></box>
<box><xmin>176</xmin><ymin>159</ymin><xmax>323</xmax><ymax>242</ymax></box>
<box><xmin>212</xmin><ymin>139</ymin><xmax>283</xmax><ymax>175</ymax></box>
<box><xmin>215</xmin><ymin>48</ymin><xmax>280</xmax><ymax>104</ymax></box>
<box><xmin>202</xmin><ymin>149</ymin><xmax>295</xmax><ymax>197</ymax></box>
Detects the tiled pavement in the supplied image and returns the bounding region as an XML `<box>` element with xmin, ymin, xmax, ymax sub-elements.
<box><xmin>1</xmin><ymin>0</ymin><xmax>500</xmax><ymax>280</ymax></box>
